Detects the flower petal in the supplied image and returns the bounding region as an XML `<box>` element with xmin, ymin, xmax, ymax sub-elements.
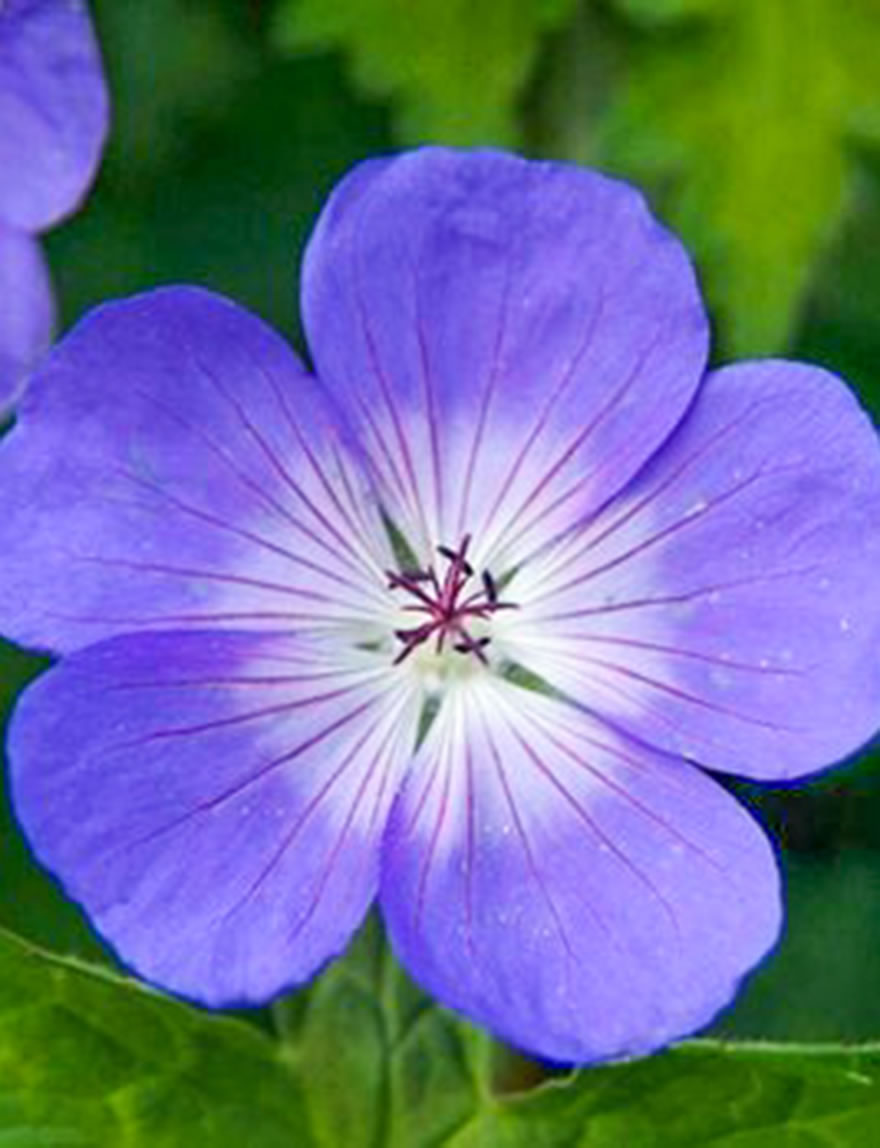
<box><xmin>0</xmin><ymin>222</ymin><xmax>54</xmax><ymax>412</ymax></box>
<box><xmin>498</xmin><ymin>362</ymin><xmax>880</xmax><ymax>779</ymax></box>
<box><xmin>0</xmin><ymin>287</ymin><xmax>393</xmax><ymax>654</ymax></box>
<box><xmin>380</xmin><ymin>678</ymin><xmax>779</xmax><ymax>1063</ymax></box>
<box><xmin>9</xmin><ymin>630</ymin><xmax>421</xmax><ymax>1005</ymax></box>
<box><xmin>301</xmin><ymin>147</ymin><xmax>708</xmax><ymax>569</ymax></box>
<box><xmin>0</xmin><ymin>0</ymin><xmax>109</xmax><ymax>231</ymax></box>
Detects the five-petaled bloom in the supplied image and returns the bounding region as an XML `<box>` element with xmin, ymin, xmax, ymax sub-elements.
<box><xmin>0</xmin><ymin>0</ymin><xmax>108</xmax><ymax>411</ymax></box>
<box><xmin>3</xmin><ymin>149</ymin><xmax>880</xmax><ymax>1064</ymax></box>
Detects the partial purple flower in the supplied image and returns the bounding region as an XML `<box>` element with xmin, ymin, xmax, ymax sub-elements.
<box><xmin>3</xmin><ymin>149</ymin><xmax>880</xmax><ymax>1064</ymax></box>
<box><xmin>0</xmin><ymin>0</ymin><xmax>108</xmax><ymax>410</ymax></box>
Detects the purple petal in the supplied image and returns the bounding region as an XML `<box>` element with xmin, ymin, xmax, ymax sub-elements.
<box><xmin>498</xmin><ymin>362</ymin><xmax>880</xmax><ymax>779</ymax></box>
<box><xmin>0</xmin><ymin>287</ymin><xmax>394</xmax><ymax>654</ymax></box>
<box><xmin>0</xmin><ymin>0</ymin><xmax>109</xmax><ymax>232</ymax></box>
<box><xmin>9</xmin><ymin>630</ymin><xmax>421</xmax><ymax>1004</ymax></box>
<box><xmin>301</xmin><ymin>147</ymin><xmax>708</xmax><ymax>569</ymax></box>
<box><xmin>0</xmin><ymin>222</ymin><xmax>54</xmax><ymax>411</ymax></box>
<box><xmin>380</xmin><ymin>679</ymin><xmax>780</xmax><ymax>1063</ymax></box>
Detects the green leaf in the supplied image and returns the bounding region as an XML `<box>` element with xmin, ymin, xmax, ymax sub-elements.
<box><xmin>0</xmin><ymin>928</ymin><xmax>312</xmax><ymax>1147</ymax></box>
<box><xmin>613</xmin><ymin>0</ymin><xmax>723</xmax><ymax>24</ymax></box>
<box><xmin>272</xmin><ymin>0</ymin><xmax>578</xmax><ymax>146</ymax></box>
<box><xmin>598</xmin><ymin>0</ymin><xmax>880</xmax><ymax>356</ymax></box>
<box><xmin>0</xmin><ymin>917</ymin><xmax>483</xmax><ymax>1148</ymax></box>
<box><xmin>7</xmin><ymin>920</ymin><xmax>880</xmax><ymax>1145</ymax></box>
<box><xmin>277</xmin><ymin>916</ymin><xmax>490</xmax><ymax>1148</ymax></box>
<box><xmin>457</xmin><ymin>1042</ymin><xmax>880</xmax><ymax>1147</ymax></box>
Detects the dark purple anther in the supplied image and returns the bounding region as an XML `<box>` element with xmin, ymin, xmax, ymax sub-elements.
<box><xmin>482</xmin><ymin>570</ymin><xmax>498</xmax><ymax>604</ymax></box>
<box><xmin>387</xmin><ymin>536</ymin><xmax>516</xmax><ymax>665</ymax></box>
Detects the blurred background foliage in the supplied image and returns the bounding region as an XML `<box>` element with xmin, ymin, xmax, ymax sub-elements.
<box><xmin>3</xmin><ymin>0</ymin><xmax>880</xmax><ymax>1050</ymax></box>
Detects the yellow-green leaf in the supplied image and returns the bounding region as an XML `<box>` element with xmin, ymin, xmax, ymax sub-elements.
<box><xmin>273</xmin><ymin>0</ymin><xmax>577</xmax><ymax>146</ymax></box>
<box><xmin>0</xmin><ymin>928</ymin><xmax>311</xmax><ymax>1147</ymax></box>
<box><xmin>600</xmin><ymin>0</ymin><xmax>880</xmax><ymax>355</ymax></box>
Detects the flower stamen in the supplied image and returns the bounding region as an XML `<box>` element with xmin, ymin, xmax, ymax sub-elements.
<box><xmin>387</xmin><ymin>535</ymin><xmax>517</xmax><ymax>666</ymax></box>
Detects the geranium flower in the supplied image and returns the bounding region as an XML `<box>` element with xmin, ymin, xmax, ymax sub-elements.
<box><xmin>3</xmin><ymin>149</ymin><xmax>879</xmax><ymax>1063</ymax></box>
<box><xmin>0</xmin><ymin>0</ymin><xmax>108</xmax><ymax>410</ymax></box>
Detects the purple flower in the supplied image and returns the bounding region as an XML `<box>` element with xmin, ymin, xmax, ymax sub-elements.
<box><xmin>0</xmin><ymin>0</ymin><xmax>108</xmax><ymax>410</ymax></box>
<box><xmin>3</xmin><ymin>149</ymin><xmax>880</xmax><ymax>1064</ymax></box>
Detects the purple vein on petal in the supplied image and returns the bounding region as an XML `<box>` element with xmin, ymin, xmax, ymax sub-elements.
<box><xmin>531</xmin><ymin>566</ymin><xmax>824</xmax><ymax>623</ymax></box>
<box><xmin>553</xmin><ymin>633</ymin><xmax>808</xmax><ymax>676</ymax></box>
<box><xmin>352</xmin><ymin>242</ymin><xmax>431</xmax><ymax>551</ymax></box>
<box><xmin>402</xmin><ymin>736</ymin><xmax>447</xmax><ymax>840</ymax></box>
<box><xmin>349</xmin><ymin>388</ymin><xmax>414</xmax><ymax>524</ymax></box>
<box><xmin>546</xmin><ymin>715</ymin><xmax>696</xmax><ymax>797</ymax></box>
<box><xmin>219</xmin><ymin>692</ymin><xmax>407</xmax><ymax>931</ymax></box>
<box><xmin>409</xmin><ymin>252</ymin><xmax>445</xmax><ymax>537</ymax></box>
<box><xmin>456</xmin><ymin>262</ymin><xmax>513</xmax><ymax>540</ymax></box>
<box><xmin>108</xmin><ymin>679</ymin><xmax>377</xmax><ymax>750</ymax></box>
<box><xmin>254</xmin><ymin>361</ymin><xmax>389</xmax><ymax>577</ymax></box>
<box><xmin>540</xmin><ymin>649</ymin><xmax>801</xmax><ymax>732</ymax></box>
<box><xmin>129</xmin><ymin>385</ymin><xmax>381</xmax><ymax>595</ymax></box>
<box><xmin>287</xmin><ymin>705</ymin><xmax>409</xmax><ymax>944</ymax></box>
<box><xmin>478</xmin><ymin>701</ymin><xmax>577</xmax><ymax>961</ymax></box>
<box><xmin>42</xmin><ymin>609</ymin><xmax>372</xmax><ymax>629</ymax></box>
<box><xmin>564</xmin><ymin>667</ymin><xmax>766</xmax><ymax>760</ymax></box>
<box><xmin>488</xmin><ymin>323</ymin><xmax>665</xmax><ymax>560</ymax></box>
<box><xmin>367</xmin><ymin>713</ymin><xmax>404</xmax><ymax>839</ymax></box>
<box><xmin>506</xmin><ymin>720</ymin><xmax>682</xmax><ymax>939</ymax></box>
<box><xmin>68</xmin><ymin>555</ymin><xmax>350</xmax><ymax>605</ymax></box>
<box><xmin>539</xmin><ymin>466</ymin><xmax>801</xmax><ymax>603</ymax></box>
<box><xmin>463</xmin><ymin>736</ymin><xmax>477</xmax><ymax>961</ymax></box>
<box><xmin>104</xmin><ymin>669</ymin><xmax>361</xmax><ymax>692</ymax></box>
<box><xmin>524</xmin><ymin>703</ymin><xmax>729</xmax><ymax>878</ymax></box>
<box><xmin>192</xmin><ymin>355</ymin><xmax>383</xmax><ymax>584</ymax></box>
<box><xmin>476</xmin><ymin>291</ymin><xmax>608</xmax><ymax>547</ymax></box>
<box><xmin>105</xmin><ymin>690</ymin><xmax>393</xmax><ymax>861</ymax></box>
<box><xmin>112</xmin><ymin>465</ymin><xmax>381</xmax><ymax>605</ymax></box>
<box><xmin>413</xmin><ymin>713</ymin><xmax>455</xmax><ymax>937</ymax></box>
<box><xmin>528</xmin><ymin>400</ymin><xmax>772</xmax><ymax>591</ymax></box>
<box><xmin>328</xmin><ymin>435</ymin><xmax>387</xmax><ymax>557</ymax></box>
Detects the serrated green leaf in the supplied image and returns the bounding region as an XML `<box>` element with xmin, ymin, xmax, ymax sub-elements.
<box><xmin>599</xmin><ymin>0</ymin><xmax>880</xmax><ymax>356</ymax></box>
<box><xmin>0</xmin><ymin>928</ymin><xmax>311</xmax><ymax>1147</ymax></box>
<box><xmin>273</xmin><ymin>0</ymin><xmax>578</xmax><ymax>146</ymax></box>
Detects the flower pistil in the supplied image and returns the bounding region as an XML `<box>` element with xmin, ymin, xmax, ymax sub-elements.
<box><xmin>387</xmin><ymin>534</ymin><xmax>516</xmax><ymax>666</ymax></box>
